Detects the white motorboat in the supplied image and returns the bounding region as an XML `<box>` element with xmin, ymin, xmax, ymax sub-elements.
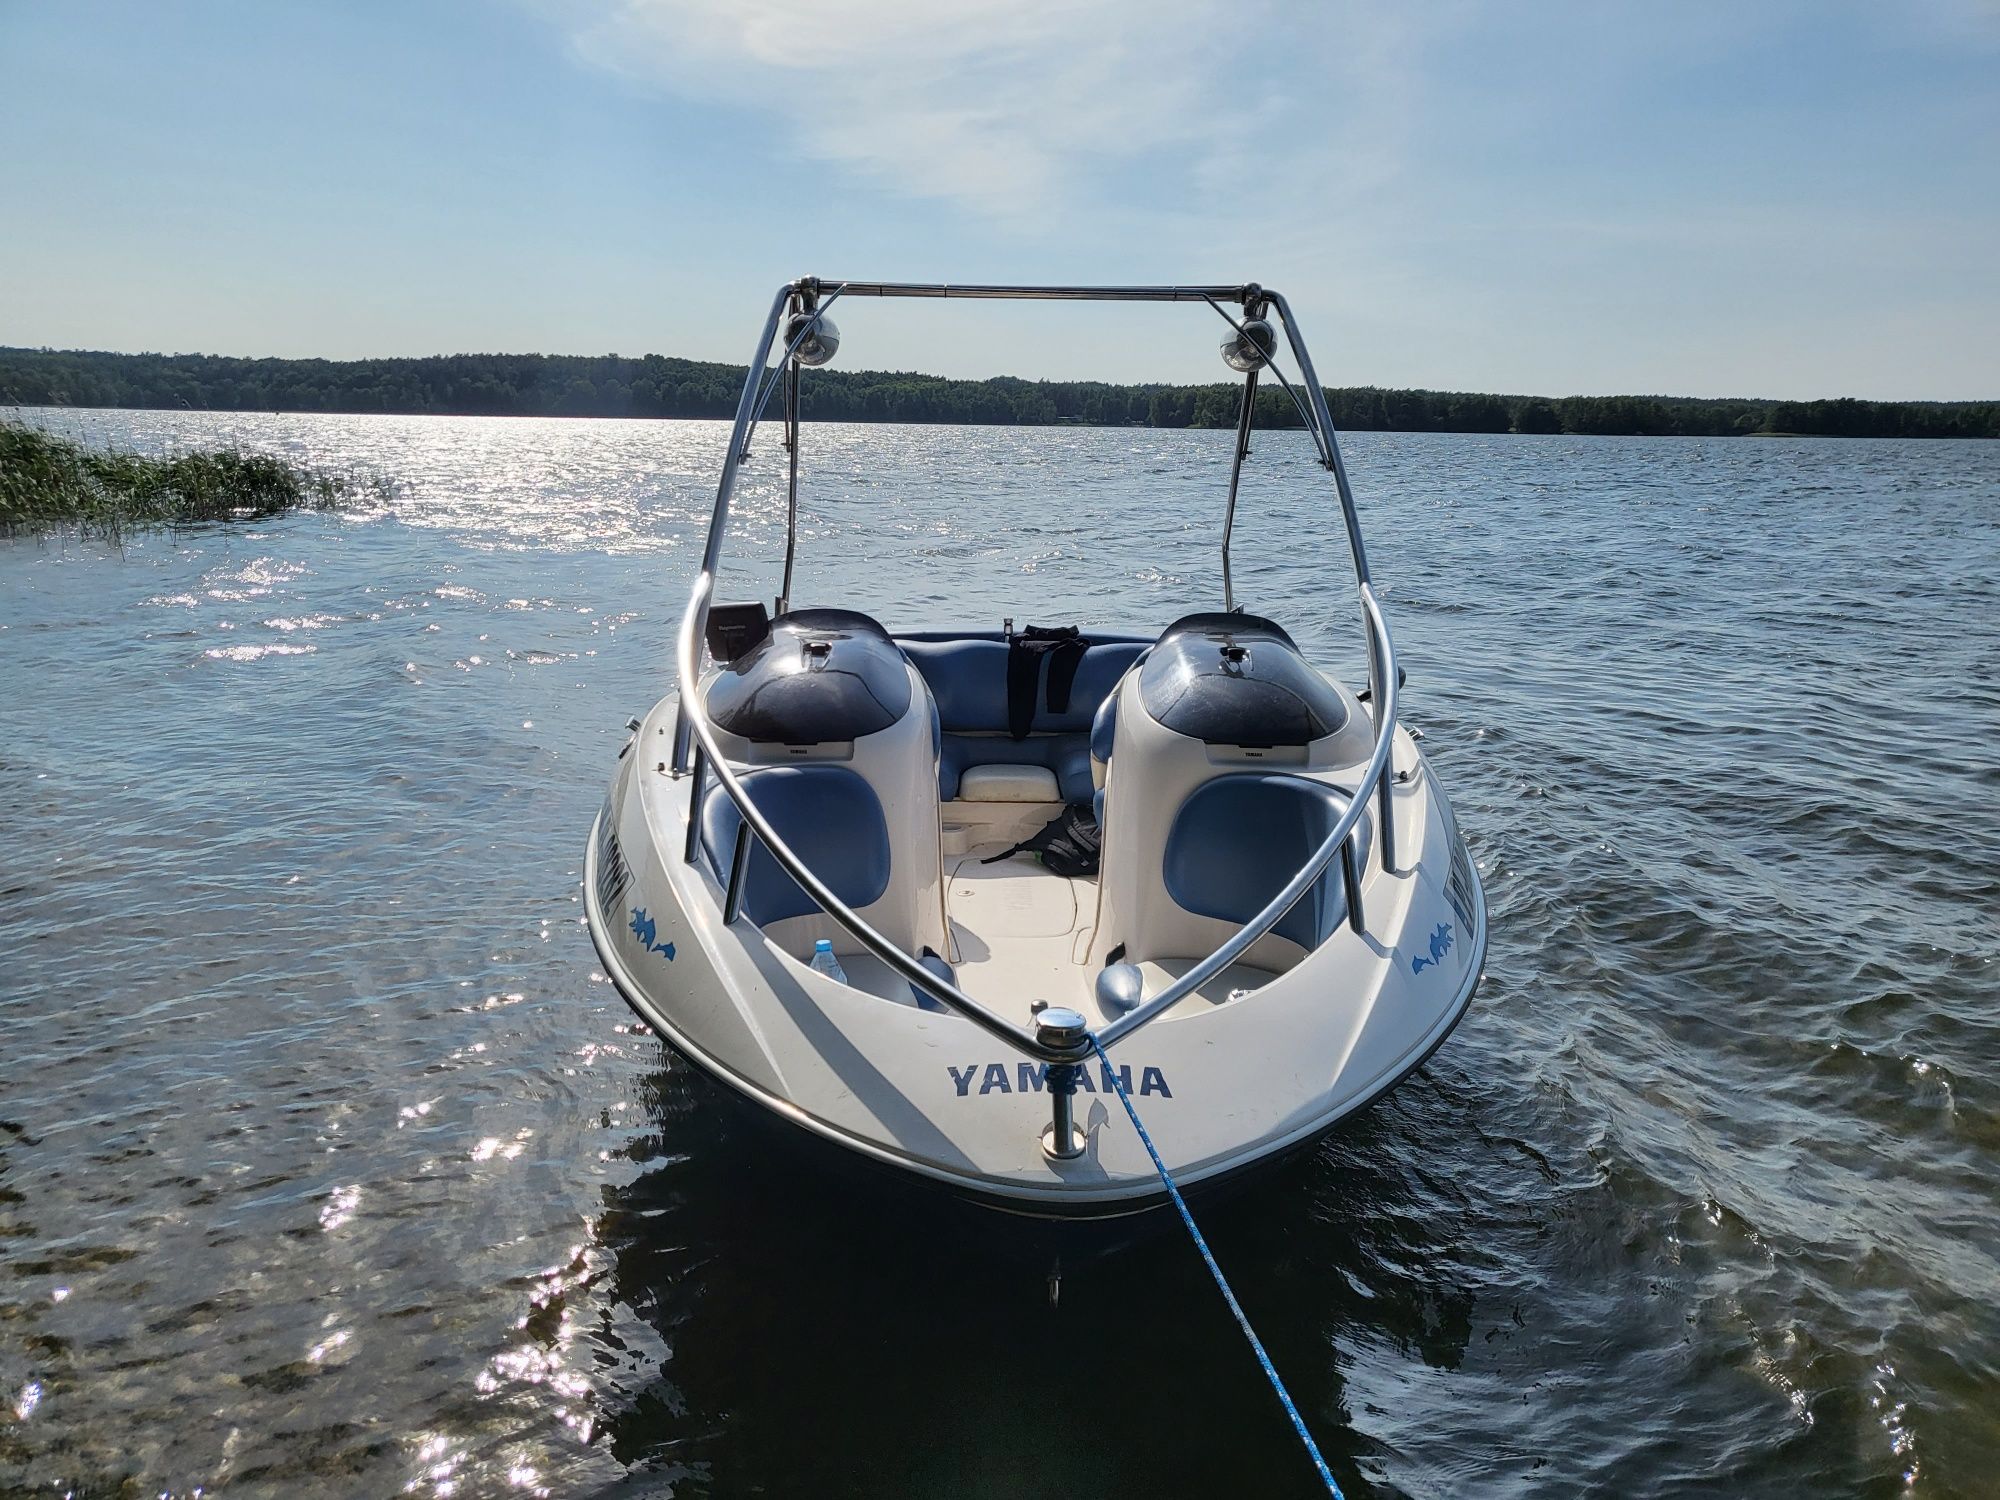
<box><xmin>585</xmin><ymin>280</ymin><xmax>1486</xmax><ymax>1220</ymax></box>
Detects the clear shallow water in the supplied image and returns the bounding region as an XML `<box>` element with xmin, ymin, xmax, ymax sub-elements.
<box><xmin>1</xmin><ymin>411</ymin><xmax>1996</xmax><ymax>1497</ymax></box>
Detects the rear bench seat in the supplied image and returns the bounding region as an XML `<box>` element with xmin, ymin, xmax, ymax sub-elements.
<box><xmin>897</xmin><ymin>634</ymin><xmax>1146</xmax><ymax>804</ymax></box>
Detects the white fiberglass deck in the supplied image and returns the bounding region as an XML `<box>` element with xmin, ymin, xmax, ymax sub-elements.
<box><xmin>942</xmin><ymin>842</ymin><xmax>1277</xmax><ymax>1024</ymax></box>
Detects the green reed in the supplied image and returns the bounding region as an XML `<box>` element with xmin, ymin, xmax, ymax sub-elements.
<box><xmin>0</xmin><ymin>418</ymin><xmax>385</xmax><ymax>539</ymax></box>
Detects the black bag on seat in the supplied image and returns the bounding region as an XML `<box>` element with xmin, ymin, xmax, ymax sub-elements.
<box><xmin>979</xmin><ymin>802</ymin><xmax>1101</xmax><ymax>878</ymax></box>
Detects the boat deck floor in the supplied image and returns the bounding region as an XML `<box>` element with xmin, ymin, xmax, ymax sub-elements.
<box><xmin>942</xmin><ymin>844</ymin><xmax>1277</xmax><ymax>1024</ymax></box>
<box><xmin>946</xmin><ymin>845</ymin><xmax>1098</xmax><ymax>1015</ymax></box>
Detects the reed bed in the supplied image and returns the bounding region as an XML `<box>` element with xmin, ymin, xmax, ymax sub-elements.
<box><xmin>0</xmin><ymin>418</ymin><xmax>383</xmax><ymax>538</ymax></box>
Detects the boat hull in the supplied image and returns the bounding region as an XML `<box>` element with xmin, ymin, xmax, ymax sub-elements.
<box><xmin>582</xmin><ymin>690</ymin><xmax>1487</xmax><ymax>1222</ymax></box>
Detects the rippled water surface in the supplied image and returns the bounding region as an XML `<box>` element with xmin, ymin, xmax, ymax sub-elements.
<box><xmin>2</xmin><ymin>411</ymin><xmax>1996</xmax><ymax>1497</ymax></box>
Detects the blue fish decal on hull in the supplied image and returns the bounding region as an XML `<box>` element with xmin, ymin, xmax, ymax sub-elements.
<box><xmin>1411</xmin><ymin>921</ymin><xmax>1453</xmax><ymax>974</ymax></box>
<box><xmin>629</xmin><ymin>907</ymin><xmax>675</xmax><ymax>961</ymax></box>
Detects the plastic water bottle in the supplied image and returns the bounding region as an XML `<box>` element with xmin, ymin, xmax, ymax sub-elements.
<box><xmin>808</xmin><ymin>939</ymin><xmax>847</xmax><ymax>985</ymax></box>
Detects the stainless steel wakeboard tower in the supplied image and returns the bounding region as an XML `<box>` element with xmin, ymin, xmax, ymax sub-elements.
<box><xmin>664</xmin><ymin>280</ymin><xmax>1413</xmax><ymax>1154</ymax></box>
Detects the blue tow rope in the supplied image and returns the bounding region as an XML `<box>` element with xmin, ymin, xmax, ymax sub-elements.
<box><xmin>1087</xmin><ymin>1033</ymin><xmax>1345</xmax><ymax>1499</ymax></box>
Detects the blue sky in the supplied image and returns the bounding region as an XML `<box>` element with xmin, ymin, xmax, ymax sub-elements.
<box><xmin>1</xmin><ymin>0</ymin><xmax>1994</xmax><ymax>398</ymax></box>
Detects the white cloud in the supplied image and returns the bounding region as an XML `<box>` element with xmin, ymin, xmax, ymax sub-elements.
<box><xmin>545</xmin><ymin>0</ymin><xmax>1434</xmax><ymax>220</ymax></box>
<box><xmin>525</xmin><ymin>0</ymin><xmax>2000</xmax><ymax>397</ymax></box>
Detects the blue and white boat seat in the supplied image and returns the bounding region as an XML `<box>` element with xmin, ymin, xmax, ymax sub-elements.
<box><xmin>700</xmin><ymin>609</ymin><xmax>950</xmax><ymax>962</ymax></box>
<box><xmin>896</xmin><ymin>632</ymin><xmax>1147</xmax><ymax>805</ymax></box>
<box><xmin>1090</xmin><ymin>613</ymin><xmax>1378</xmax><ymax>977</ymax></box>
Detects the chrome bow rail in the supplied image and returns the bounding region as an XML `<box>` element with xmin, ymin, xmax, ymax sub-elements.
<box><xmin>670</xmin><ymin>280</ymin><xmax>1401</xmax><ymax>1066</ymax></box>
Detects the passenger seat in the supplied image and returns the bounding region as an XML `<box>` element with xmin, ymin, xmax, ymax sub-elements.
<box><xmin>699</xmin><ymin>609</ymin><xmax>949</xmax><ymax>965</ymax></box>
<box><xmin>1089</xmin><ymin>614</ymin><xmax>1377</xmax><ymax>991</ymax></box>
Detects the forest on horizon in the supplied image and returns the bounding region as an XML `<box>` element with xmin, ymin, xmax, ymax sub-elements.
<box><xmin>2</xmin><ymin>346</ymin><xmax>1994</xmax><ymax>440</ymax></box>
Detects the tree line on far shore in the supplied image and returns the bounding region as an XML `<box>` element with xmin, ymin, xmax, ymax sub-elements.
<box><xmin>3</xmin><ymin>346</ymin><xmax>1993</xmax><ymax>439</ymax></box>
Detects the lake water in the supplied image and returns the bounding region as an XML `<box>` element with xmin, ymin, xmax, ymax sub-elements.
<box><xmin>2</xmin><ymin>410</ymin><xmax>1996</xmax><ymax>1498</ymax></box>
